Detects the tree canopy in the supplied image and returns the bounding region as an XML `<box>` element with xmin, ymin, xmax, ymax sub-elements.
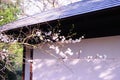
<box><xmin>0</xmin><ymin>1</ymin><xmax>20</xmax><ymax>26</ymax></box>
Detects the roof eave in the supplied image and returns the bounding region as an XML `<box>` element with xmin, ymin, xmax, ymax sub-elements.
<box><xmin>0</xmin><ymin>0</ymin><xmax>120</xmax><ymax>32</ymax></box>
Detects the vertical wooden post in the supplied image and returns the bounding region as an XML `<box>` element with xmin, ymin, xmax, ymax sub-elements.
<box><xmin>22</xmin><ymin>45</ymin><xmax>26</xmax><ymax>80</ymax></box>
<box><xmin>30</xmin><ymin>48</ymin><xmax>33</xmax><ymax>80</ymax></box>
<box><xmin>22</xmin><ymin>45</ymin><xmax>33</xmax><ymax>80</ymax></box>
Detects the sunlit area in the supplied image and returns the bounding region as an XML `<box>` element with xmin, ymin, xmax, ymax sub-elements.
<box><xmin>32</xmin><ymin>36</ymin><xmax>120</xmax><ymax>80</ymax></box>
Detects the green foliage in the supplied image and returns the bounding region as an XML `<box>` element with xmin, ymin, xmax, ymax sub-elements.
<box><xmin>0</xmin><ymin>42</ymin><xmax>23</xmax><ymax>68</ymax></box>
<box><xmin>0</xmin><ymin>54</ymin><xmax>17</xmax><ymax>80</ymax></box>
<box><xmin>9</xmin><ymin>42</ymin><xmax>23</xmax><ymax>69</ymax></box>
<box><xmin>0</xmin><ymin>42</ymin><xmax>23</xmax><ymax>80</ymax></box>
<box><xmin>0</xmin><ymin>3</ymin><xmax>20</xmax><ymax>26</ymax></box>
<box><xmin>0</xmin><ymin>1</ymin><xmax>22</xmax><ymax>79</ymax></box>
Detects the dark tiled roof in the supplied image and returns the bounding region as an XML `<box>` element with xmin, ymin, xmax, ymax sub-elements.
<box><xmin>0</xmin><ymin>0</ymin><xmax>120</xmax><ymax>32</ymax></box>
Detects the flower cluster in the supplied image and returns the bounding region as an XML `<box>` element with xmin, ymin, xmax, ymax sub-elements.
<box><xmin>0</xmin><ymin>32</ymin><xmax>17</xmax><ymax>43</ymax></box>
<box><xmin>0</xmin><ymin>33</ymin><xmax>9</xmax><ymax>43</ymax></box>
<box><xmin>0</xmin><ymin>23</ymin><xmax>84</xmax><ymax>45</ymax></box>
<box><xmin>33</xmin><ymin>29</ymin><xmax>84</xmax><ymax>44</ymax></box>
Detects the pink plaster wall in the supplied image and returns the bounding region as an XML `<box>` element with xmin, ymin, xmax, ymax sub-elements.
<box><xmin>28</xmin><ymin>36</ymin><xmax>120</xmax><ymax>80</ymax></box>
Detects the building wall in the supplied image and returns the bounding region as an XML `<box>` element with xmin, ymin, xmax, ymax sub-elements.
<box><xmin>30</xmin><ymin>35</ymin><xmax>120</xmax><ymax>80</ymax></box>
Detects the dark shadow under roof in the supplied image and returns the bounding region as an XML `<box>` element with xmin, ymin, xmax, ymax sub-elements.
<box><xmin>0</xmin><ymin>0</ymin><xmax>120</xmax><ymax>32</ymax></box>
